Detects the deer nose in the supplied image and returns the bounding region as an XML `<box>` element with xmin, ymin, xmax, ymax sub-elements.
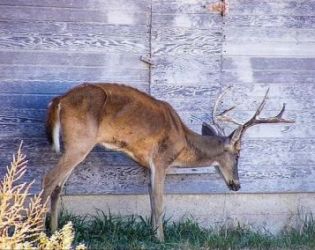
<box><xmin>228</xmin><ymin>180</ymin><xmax>241</xmax><ymax>191</ymax></box>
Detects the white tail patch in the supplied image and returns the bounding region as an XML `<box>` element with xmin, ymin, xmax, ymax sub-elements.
<box><xmin>52</xmin><ymin>103</ymin><xmax>61</xmax><ymax>153</ymax></box>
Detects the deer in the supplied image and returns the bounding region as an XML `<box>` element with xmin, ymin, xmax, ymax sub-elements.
<box><xmin>42</xmin><ymin>83</ymin><xmax>294</xmax><ymax>241</ymax></box>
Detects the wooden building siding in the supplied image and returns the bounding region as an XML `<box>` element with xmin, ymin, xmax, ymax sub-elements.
<box><xmin>0</xmin><ymin>0</ymin><xmax>314</xmax><ymax>195</ymax></box>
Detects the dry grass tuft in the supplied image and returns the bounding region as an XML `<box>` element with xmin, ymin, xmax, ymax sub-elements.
<box><xmin>0</xmin><ymin>143</ymin><xmax>86</xmax><ymax>250</ymax></box>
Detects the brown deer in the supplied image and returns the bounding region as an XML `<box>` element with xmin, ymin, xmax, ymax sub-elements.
<box><xmin>42</xmin><ymin>83</ymin><xmax>294</xmax><ymax>241</ymax></box>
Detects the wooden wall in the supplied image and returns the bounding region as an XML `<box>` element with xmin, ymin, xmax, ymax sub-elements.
<box><xmin>0</xmin><ymin>0</ymin><xmax>314</xmax><ymax>194</ymax></box>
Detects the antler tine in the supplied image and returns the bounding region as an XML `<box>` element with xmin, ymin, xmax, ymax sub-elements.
<box><xmin>252</xmin><ymin>88</ymin><xmax>269</xmax><ymax>120</ymax></box>
<box><xmin>212</xmin><ymin>86</ymin><xmax>244</xmax><ymax>134</ymax></box>
<box><xmin>277</xmin><ymin>103</ymin><xmax>286</xmax><ymax>118</ymax></box>
<box><xmin>213</xmin><ymin>87</ymin><xmax>231</xmax><ymax>125</ymax></box>
<box><xmin>212</xmin><ymin>86</ymin><xmax>232</xmax><ymax>135</ymax></box>
<box><xmin>276</xmin><ymin>103</ymin><xmax>295</xmax><ymax>123</ymax></box>
<box><xmin>217</xmin><ymin>106</ymin><xmax>243</xmax><ymax>126</ymax></box>
<box><xmin>240</xmin><ymin>88</ymin><xmax>269</xmax><ymax>129</ymax></box>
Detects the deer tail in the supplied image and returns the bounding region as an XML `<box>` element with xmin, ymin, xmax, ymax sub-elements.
<box><xmin>45</xmin><ymin>97</ymin><xmax>61</xmax><ymax>153</ymax></box>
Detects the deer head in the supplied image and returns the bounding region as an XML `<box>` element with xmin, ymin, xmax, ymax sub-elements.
<box><xmin>202</xmin><ymin>87</ymin><xmax>295</xmax><ymax>191</ymax></box>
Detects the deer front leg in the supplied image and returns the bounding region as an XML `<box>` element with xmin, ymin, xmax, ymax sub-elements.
<box><xmin>148</xmin><ymin>162</ymin><xmax>166</xmax><ymax>241</ymax></box>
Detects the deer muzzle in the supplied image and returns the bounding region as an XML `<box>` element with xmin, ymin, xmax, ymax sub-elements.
<box><xmin>228</xmin><ymin>180</ymin><xmax>241</xmax><ymax>191</ymax></box>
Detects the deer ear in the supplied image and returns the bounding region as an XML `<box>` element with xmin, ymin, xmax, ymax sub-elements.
<box><xmin>228</xmin><ymin>130</ymin><xmax>236</xmax><ymax>140</ymax></box>
<box><xmin>202</xmin><ymin>122</ymin><xmax>217</xmax><ymax>136</ymax></box>
<box><xmin>227</xmin><ymin>128</ymin><xmax>242</xmax><ymax>150</ymax></box>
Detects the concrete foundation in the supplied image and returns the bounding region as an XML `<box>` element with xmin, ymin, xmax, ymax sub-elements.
<box><xmin>61</xmin><ymin>193</ymin><xmax>315</xmax><ymax>234</ymax></box>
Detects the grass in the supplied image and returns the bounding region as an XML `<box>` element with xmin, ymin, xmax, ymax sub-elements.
<box><xmin>56</xmin><ymin>210</ymin><xmax>315</xmax><ymax>250</ymax></box>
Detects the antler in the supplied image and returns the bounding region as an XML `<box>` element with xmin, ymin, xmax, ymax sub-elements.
<box><xmin>212</xmin><ymin>87</ymin><xmax>295</xmax><ymax>147</ymax></box>
<box><xmin>229</xmin><ymin>88</ymin><xmax>295</xmax><ymax>146</ymax></box>
<box><xmin>212</xmin><ymin>86</ymin><xmax>242</xmax><ymax>135</ymax></box>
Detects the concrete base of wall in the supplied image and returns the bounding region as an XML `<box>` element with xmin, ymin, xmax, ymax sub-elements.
<box><xmin>61</xmin><ymin>193</ymin><xmax>315</xmax><ymax>234</ymax></box>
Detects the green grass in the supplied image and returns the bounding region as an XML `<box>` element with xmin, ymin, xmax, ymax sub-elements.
<box><xmin>56</xmin><ymin>210</ymin><xmax>315</xmax><ymax>250</ymax></box>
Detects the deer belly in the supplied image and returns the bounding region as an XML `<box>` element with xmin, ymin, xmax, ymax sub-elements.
<box><xmin>101</xmin><ymin>142</ymin><xmax>144</xmax><ymax>165</ymax></box>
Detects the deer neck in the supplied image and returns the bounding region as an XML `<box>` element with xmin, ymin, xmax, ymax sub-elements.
<box><xmin>174</xmin><ymin>129</ymin><xmax>225</xmax><ymax>167</ymax></box>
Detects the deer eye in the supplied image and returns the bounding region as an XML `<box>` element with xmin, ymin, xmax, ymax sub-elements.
<box><xmin>235</xmin><ymin>153</ymin><xmax>240</xmax><ymax>160</ymax></box>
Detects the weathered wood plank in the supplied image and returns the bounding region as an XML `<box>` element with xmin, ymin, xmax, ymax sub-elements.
<box><xmin>151</xmin><ymin>82</ymin><xmax>315</xmax><ymax>111</ymax></box>
<box><xmin>0</xmin><ymin>51</ymin><xmax>148</xmax><ymax>69</ymax></box>
<box><xmin>0</xmin><ymin>81</ymin><xmax>149</xmax><ymax>95</ymax></box>
<box><xmin>152</xmin><ymin>82</ymin><xmax>315</xmax><ymax>99</ymax></box>
<box><xmin>223</xmin><ymin>41</ymin><xmax>315</xmax><ymax>57</ymax></box>
<box><xmin>152</xmin><ymin>14</ymin><xmax>222</xmax><ymax>29</ymax></box>
<box><xmin>152</xmin><ymin>73</ymin><xmax>221</xmax><ymax>86</ymax></box>
<box><xmin>0</xmin><ymin>109</ymin><xmax>45</xmax><ymax>125</ymax></box>
<box><xmin>226</xmin><ymin>15</ymin><xmax>315</xmax><ymax>29</ymax></box>
<box><xmin>0</xmin><ymin>21</ymin><xmax>148</xmax><ymax>37</ymax></box>
<box><xmin>0</xmin><ymin>123</ymin><xmax>46</xmax><ymax>139</ymax></box>
<box><xmin>152</xmin><ymin>0</ymin><xmax>315</xmax><ymax>16</ymax></box>
<box><xmin>224</xmin><ymin>27</ymin><xmax>315</xmax><ymax>43</ymax></box>
<box><xmin>0</xmin><ymin>65</ymin><xmax>148</xmax><ymax>82</ymax></box>
<box><xmin>151</xmin><ymin>57</ymin><xmax>221</xmax><ymax>84</ymax></box>
<box><xmin>0</xmin><ymin>95</ymin><xmax>52</xmax><ymax>110</ymax></box>
<box><xmin>151</xmin><ymin>84</ymin><xmax>219</xmax><ymax>99</ymax></box>
<box><xmin>0</xmin><ymin>6</ymin><xmax>149</xmax><ymax>25</ymax></box>
<box><xmin>223</xmin><ymin>57</ymin><xmax>315</xmax><ymax>71</ymax></box>
<box><xmin>0</xmin><ymin>0</ymin><xmax>149</xmax><ymax>11</ymax></box>
<box><xmin>161</xmin><ymin>94</ymin><xmax>314</xmax><ymax>113</ymax></box>
<box><xmin>152</xmin><ymin>0</ymin><xmax>217</xmax><ymax>14</ymax></box>
<box><xmin>152</xmin><ymin>27</ymin><xmax>222</xmax><ymax>56</ymax></box>
<box><xmin>227</xmin><ymin>0</ymin><xmax>315</xmax><ymax>16</ymax></box>
<box><xmin>222</xmin><ymin>69</ymin><xmax>315</xmax><ymax>83</ymax></box>
<box><xmin>0</xmin><ymin>33</ymin><xmax>148</xmax><ymax>54</ymax></box>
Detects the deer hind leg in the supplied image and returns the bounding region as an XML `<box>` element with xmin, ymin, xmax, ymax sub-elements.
<box><xmin>43</xmin><ymin>145</ymin><xmax>94</xmax><ymax>232</ymax></box>
<box><xmin>148</xmin><ymin>160</ymin><xmax>166</xmax><ymax>241</ymax></box>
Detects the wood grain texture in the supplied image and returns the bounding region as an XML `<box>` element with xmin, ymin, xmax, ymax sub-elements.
<box><xmin>225</xmin><ymin>15</ymin><xmax>315</xmax><ymax>28</ymax></box>
<box><xmin>0</xmin><ymin>33</ymin><xmax>148</xmax><ymax>54</ymax></box>
<box><xmin>0</xmin><ymin>0</ymin><xmax>149</xmax><ymax>11</ymax></box>
<box><xmin>151</xmin><ymin>57</ymin><xmax>221</xmax><ymax>85</ymax></box>
<box><xmin>222</xmin><ymin>70</ymin><xmax>315</xmax><ymax>83</ymax></box>
<box><xmin>151</xmin><ymin>83</ymin><xmax>315</xmax><ymax>111</ymax></box>
<box><xmin>223</xmin><ymin>57</ymin><xmax>315</xmax><ymax>70</ymax></box>
<box><xmin>224</xmin><ymin>28</ymin><xmax>315</xmax><ymax>43</ymax></box>
<box><xmin>152</xmin><ymin>14</ymin><xmax>222</xmax><ymax>29</ymax></box>
<box><xmin>152</xmin><ymin>28</ymin><xmax>222</xmax><ymax>56</ymax></box>
<box><xmin>0</xmin><ymin>81</ymin><xmax>149</xmax><ymax>95</ymax></box>
<box><xmin>228</xmin><ymin>0</ymin><xmax>315</xmax><ymax>16</ymax></box>
<box><xmin>0</xmin><ymin>109</ymin><xmax>45</xmax><ymax>125</ymax></box>
<box><xmin>0</xmin><ymin>65</ymin><xmax>148</xmax><ymax>82</ymax></box>
<box><xmin>0</xmin><ymin>20</ymin><xmax>149</xmax><ymax>37</ymax></box>
<box><xmin>0</xmin><ymin>51</ymin><xmax>148</xmax><ymax>69</ymax></box>
<box><xmin>0</xmin><ymin>6</ymin><xmax>149</xmax><ymax>25</ymax></box>
<box><xmin>152</xmin><ymin>0</ymin><xmax>217</xmax><ymax>14</ymax></box>
<box><xmin>223</xmin><ymin>41</ymin><xmax>315</xmax><ymax>57</ymax></box>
